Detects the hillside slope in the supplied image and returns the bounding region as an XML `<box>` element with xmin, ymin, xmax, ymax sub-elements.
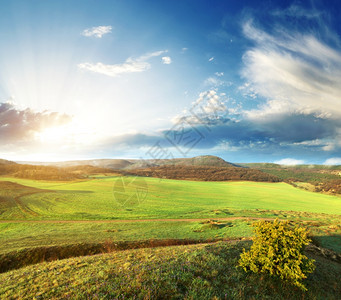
<box><xmin>241</xmin><ymin>163</ymin><xmax>341</xmax><ymax>194</ymax></box>
<box><xmin>0</xmin><ymin>241</ymin><xmax>340</xmax><ymax>299</ymax></box>
<box><xmin>125</xmin><ymin>165</ymin><xmax>280</xmax><ymax>182</ymax></box>
<box><xmin>0</xmin><ymin>163</ymin><xmax>116</xmax><ymax>181</ymax></box>
<box><xmin>0</xmin><ymin>159</ymin><xmax>16</xmax><ymax>165</ymax></box>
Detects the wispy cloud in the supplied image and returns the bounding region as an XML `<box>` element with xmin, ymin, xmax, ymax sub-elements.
<box><xmin>81</xmin><ymin>25</ymin><xmax>112</xmax><ymax>38</ymax></box>
<box><xmin>204</xmin><ymin>72</ymin><xmax>231</xmax><ymax>88</ymax></box>
<box><xmin>272</xmin><ymin>4</ymin><xmax>323</xmax><ymax>20</ymax></box>
<box><xmin>242</xmin><ymin>19</ymin><xmax>341</xmax><ymax>117</ymax></box>
<box><xmin>237</xmin><ymin>13</ymin><xmax>341</xmax><ymax>158</ymax></box>
<box><xmin>204</xmin><ymin>77</ymin><xmax>232</xmax><ymax>88</ymax></box>
<box><xmin>161</xmin><ymin>56</ymin><xmax>172</xmax><ymax>64</ymax></box>
<box><xmin>78</xmin><ymin>50</ymin><xmax>167</xmax><ymax>77</ymax></box>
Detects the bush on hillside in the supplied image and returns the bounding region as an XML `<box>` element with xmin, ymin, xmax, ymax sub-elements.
<box><xmin>238</xmin><ymin>219</ymin><xmax>315</xmax><ymax>291</ymax></box>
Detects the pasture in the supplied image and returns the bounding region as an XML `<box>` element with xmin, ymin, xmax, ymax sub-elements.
<box><xmin>0</xmin><ymin>175</ymin><xmax>340</xmax><ymax>256</ymax></box>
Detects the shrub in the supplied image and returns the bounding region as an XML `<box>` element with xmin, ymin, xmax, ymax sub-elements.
<box><xmin>238</xmin><ymin>219</ymin><xmax>315</xmax><ymax>290</ymax></box>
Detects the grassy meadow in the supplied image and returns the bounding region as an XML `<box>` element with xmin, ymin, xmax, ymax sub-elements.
<box><xmin>1</xmin><ymin>174</ymin><xmax>341</xmax><ymax>298</ymax></box>
<box><xmin>1</xmin><ymin>175</ymin><xmax>341</xmax><ymax>255</ymax></box>
<box><xmin>1</xmin><ymin>176</ymin><xmax>341</xmax><ymax>220</ymax></box>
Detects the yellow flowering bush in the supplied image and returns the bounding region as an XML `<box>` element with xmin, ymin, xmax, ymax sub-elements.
<box><xmin>238</xmin><ymin>219</ymin><xmax>315</xmax><ymax>290</ymax></box>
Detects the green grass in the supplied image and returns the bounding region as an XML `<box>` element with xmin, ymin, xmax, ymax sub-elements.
<box><xmin>1</xmin><ymin>176</ymin><xmax>341</xmax><ymax>220</ymax></box>
<box><xmin>0</xmin><ymin>175</ymin><xmax>340</xmax><ymax>298</ymax></box>
<box><xmin>1</xmin><ymin>175</ymin><xmax>341</xmax><ymax>256</ymax></box>
<box><xmin>1</xmin><ymin>241</ymin><xmax>340</xmax><ymax>299</ymax></box>
<box><xmin>0</xmin><ymin>220</ymin><xmax>252</xmax><ymax>254</ymax></box>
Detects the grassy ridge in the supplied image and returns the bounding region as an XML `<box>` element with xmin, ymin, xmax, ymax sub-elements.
<box><xmin>1</xmin><ymin>241</ymin><xmax>340</xmax><ymax>299</ymax></box>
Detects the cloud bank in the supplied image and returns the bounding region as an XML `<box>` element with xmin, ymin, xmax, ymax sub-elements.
<box><xmin>274</xmin><ymin>158</ymin><xmax>305</xmax><ymax>166</ymax></box>
<box><xmin>0</xmin><ymin>102</ymin><xmax>72</xmax><ymax>144</ymax></box>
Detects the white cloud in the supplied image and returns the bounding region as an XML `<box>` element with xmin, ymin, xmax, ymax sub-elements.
<box><xmin>181</xmin><ymin>47</ymin><xmax>188</xmax><ymax>52</ymax></box>
<box><xmin>81</xmin><ymin>26</ymin><xmax>112</xmax><ymax>38</ymax></box>
<box><xmin>215</xmin><ymin>72</ymin><xmax>224</xmax><ymax>77</ymax></box>
<box><xmin>172</xmin><ymin>90</ymin><xmax>227</xmax><ymax>125</ymax></box>
<box><xmin>324</xmin><ymin>158</ymin><xmax>341</xmax><ymax>165</ymax></box>
<box><xmin>274</xmin><ymin>158</ymin><xmax>305</xmax><ymax>165</ymax></box>
<box><xmin>208</xmin><ymin>57</ymin><xmax>214</xmax><ymax>62</ymax></box>
<box><xmin>78</xmin><ymin>50</ymin><xmax>167</xmax><ymax>77</ymax></box>
<box><xmin>161</xmin><ymin>56</ymin><xmax>172</xmax><ymax>64</ymax></box>
<box><xmin>242</xmin><ymin>20</ymin><xmax>341</xmax><ymax>118</ymax></box>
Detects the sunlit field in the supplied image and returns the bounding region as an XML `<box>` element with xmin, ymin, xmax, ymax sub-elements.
<box><xmin>1</xmin><ymin>176</ymin><xmax>341</xmax><ymax>220</ymax></box>
<box><xmin>1</xmin><ymin>176</ymin><xmax>340</xmax><ymax>256</ymax></box>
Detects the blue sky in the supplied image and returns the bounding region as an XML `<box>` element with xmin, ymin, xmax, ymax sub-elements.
<box><xmin>0</xmin><ymin>0</ymin><xmax>341</xmax><ymax>164</ymax></box>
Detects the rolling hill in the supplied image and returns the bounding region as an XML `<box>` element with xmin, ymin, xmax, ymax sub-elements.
<box><xmin>124</xmin><ymin>165</ymin><xmax>280</xmax><ymax>182</ymax></box>
<box><xmin>17</xmin><ymin>155</ymin><xmax>237</xmax><ymax>170</ymax></box>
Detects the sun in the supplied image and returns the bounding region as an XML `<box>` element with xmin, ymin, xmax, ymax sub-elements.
<box><xmin>36</xmin><ymin>126</ymin><xmax>70</xmax><ymax>144</ymax></box>
<box><xmin>32</xmin><ymin>119</ymin><xmax>100</xmax><ymax>161</ymax></box>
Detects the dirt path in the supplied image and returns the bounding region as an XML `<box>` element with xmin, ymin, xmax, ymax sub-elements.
<box><xmin>13</xmin><ymin>189</ymin><xmax>54</xmax><ymax>217</ymax></box>
<box><xmin>0</xmin><ymin>216</ymin><xmax>280</xmax><ymax>224</ymax></box>
<box><xmin>14</xmin><ymin>193</ymin><xmax>41</xmax><ymax>217</ymax></box>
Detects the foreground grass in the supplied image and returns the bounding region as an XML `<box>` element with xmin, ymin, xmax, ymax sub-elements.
<box><xmin>1</xmin><ymin>241</ymin><xmax>340</xmax><ymax>299</ymax></box>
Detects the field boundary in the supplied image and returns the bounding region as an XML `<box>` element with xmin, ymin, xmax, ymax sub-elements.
<box><xmin>0</xmin><ymin>216</ymin><xmax>282</xmax><ymax>223</ymax></box>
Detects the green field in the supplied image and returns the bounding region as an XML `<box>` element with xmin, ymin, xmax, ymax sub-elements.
<box><xmin>1</xmin><ymin>175</ymin><xmax>341</xmax><ymax>298</ymax></box>
<box><xmin>1</xmin><ymin>176</ymin><xmax>341</xmax><ymax>220</ymax></box>
<box><xmin>1</xmin><ymin>175</ymin><xmax>341</xmax><ymax>255</ymax></box>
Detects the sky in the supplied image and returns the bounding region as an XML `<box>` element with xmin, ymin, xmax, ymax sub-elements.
<box><xmin>0</xmin><ymin>0</ymin><xmax>341</xmax><ymax>164</ymax></box>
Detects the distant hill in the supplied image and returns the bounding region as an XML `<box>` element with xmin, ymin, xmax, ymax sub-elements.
<box><xmin>241</xmin><ymin>163</ymin><xmax>341</xmax><ymax>194</ymax></box>
<box><xmin>125</xmin><ymin>155</ymin><xmax>238</xmax><ymax>170</ymax></box>
<box><xmin>124</xmin><ymin>165</ymin><xmax>280</xmax><ymax>182</ymax></box>
<box><xmin>18</xmin><ymin>155</ymin><xmax>237</xmax><ymax>170</ymax></box>
<box><xmin>0</xmin><ymin>163</ymin><xmax>117</xmax><ymax>181</ymax></box>
<box><xmin>9</xmin><ymin>156</ymin><xmax>279</xmax><ymax>182</ymax></box>
<box><xmin>19</xmin><ymin>159</ymin><xmax>133</xmax><ymax>170</ymax></box>
<box><xmin>241</xmin><ymin>163</ymin><xmax>341</xmax><ymax>170</ymax></box>
<box><xmin>0</xmin><ymin>159</ymin><xmax>16</xmax><ymax>165</ymax></box>
<box><xmin>240</xmin><ymin>163</ymin><xmax>341</xmax><ymax>181</ymax></box>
